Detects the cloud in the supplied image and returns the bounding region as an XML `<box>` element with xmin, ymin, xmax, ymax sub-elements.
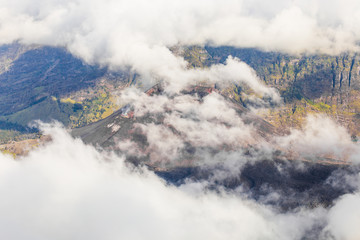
<box><xmin>274</xmin><ymin>115</ymin><xmax>360</xmax><ymax>163</ymax></box>
<box><xmin>159</xmin><ymin>56</ymin><xmax>281</xmax><ymax>98</ymax></box>
<box><xmin>1</xmin><ymin>0</ymin><xmax>360</xmax><ymax>56</ymax></box>
<box><xmin>118</xmin><ymin>89</ymin><xmax>360</xmax><ymax>169</ymax></box>
<box><xmin>117</xmin><ymin>90</ymin><xmax>261</xmax><ymax>165</ymax></box>
<box><xmin>0</xmin><ymin>124</ymin><xmax>328</xmax><ymax>240</ymax></box>
<box><xmin>324</xmin><ymin>193</ymin><xmax>360</xmax><ymax>240</ymax></box>
<box><xmin>115</xmin><ymin>55</ymin><xmax>280</xmax><ymax>101</ymax></box>
<box><xmin>134</xmin><ymin>123</ymin><xmax>185</xmax><ymax>163</ymax></box>
<box><xmin>0</xmin><ymin>0</ymin><xmax>359</xmax><ymax>96</ymax></box>
<box><xmin>1</xmin><ymin>121</ymin><xmax>360</xmax><ymax>240</ymax></box>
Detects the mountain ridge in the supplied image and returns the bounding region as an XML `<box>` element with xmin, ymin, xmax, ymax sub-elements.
<box><xmin>0</xmin><ymin>43</ymin><xmax>360</xmax><ymax>142</ymax></box>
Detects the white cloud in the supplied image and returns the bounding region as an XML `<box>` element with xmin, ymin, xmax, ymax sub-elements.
<box><xmin>0</xmin><ymin>120</ymin><xmax>360</xmax><ymax>240</ymax></box>
<box><xmin>117</xmin><ymin>90</ymin><xmax>259</xmax><ymax>165</ymax></box>
<box><xmin>323</xmin><ymin>192</ymin><xmax>360</xmax><ymax>240</ymax></box>
<box><xmin>1</xmin><ymin>0</ymin><xmax>359</xmax><ymax>56</ymax></box>
<box><xmin>135</xmin><ymin>123</ymin><xmax>185</xmax><ymax>164</ymax></box>
<box><xmin>0</xmin><ymin>0</ymin><xmax>358</xmax><ymax>97</ymax></box>
<box><xmin>275</xmin><ymin>115</ymin><xmax>360</xmax><ymax>163</ymax></box>
<box><xmin>0</xmin><ymin>124</ymin><xmax>327</xmax><ymax>240</ymax></box>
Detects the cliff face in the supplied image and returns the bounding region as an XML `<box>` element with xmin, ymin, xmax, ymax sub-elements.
<box><xmin>202</xmin><ymin>46</ymin><xmax>360</xmax><ymax>136</ymax></box>
<box><xmin>205</xmin><ymin>47</ymin><xmax>360</xmax><ymax>99</ymax></box>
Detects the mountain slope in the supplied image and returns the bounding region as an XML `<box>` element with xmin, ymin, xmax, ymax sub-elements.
<box><xmin>0</xmin><ymin>44</ymin><xmax>136</xmax><ymax>137</ymax></box>
<box><xmin>0</xmin><ymin>45</ymin><xmax>106</xmax><ymax>115</ymax></box>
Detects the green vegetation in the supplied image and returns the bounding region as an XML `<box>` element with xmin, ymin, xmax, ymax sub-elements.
<box><xmin>69</xmin><ymin>90</ymin><xmax>118</xmax><ymax>127</ymax></box>
<box><xmin>60</xmin><ymin>97</ymin><xmax>80</xmax><ymax>104</ymax></box>
<box><xmin>182</xmin><ymin>46</ymin><xmax>213</xmax><ymax>68</ymax></box>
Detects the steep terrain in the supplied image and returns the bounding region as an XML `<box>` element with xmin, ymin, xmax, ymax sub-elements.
<box><xmin>0</xmin><ymin>44</ymin><xmax>135</xmax><ymax>141</ymax></box>
<box><xmin>0</xmin><ymin>45</ymin><xmax>105</xmax><ymax>115</ymax></box>
<box><xmin>204</xmin><ymin>46</ymin><xmax>360</xmax><ymax>136</ymax></box>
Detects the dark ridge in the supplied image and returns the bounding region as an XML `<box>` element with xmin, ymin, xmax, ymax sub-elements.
<box><xmin>339</xmin><ymin>71</ymin><xmax>343</xmax><ymax>89</ymax></box>
<box><xmin>349</xmin><ymin>57</ymin><xmax>355</xmax><ymax>87</ymax></box>
<box><xmin>331</xmin><ymin>63</ymin><xmax>336</xmax><ymax>89</ymax></box>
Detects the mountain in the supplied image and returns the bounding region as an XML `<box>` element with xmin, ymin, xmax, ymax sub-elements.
<box><xmin>1</xmin><ymin>43</ymin><xmax>360</xmax><ymax>137</ymax></box>
<box><xmin>1</xmin><ymin>43</ymin><xmax>359</xmax><ymax>147</ymax></box>
<box><xmin>1</xmin><ymin>43</ymin><xmax>359</xmax><ymax>213</ymax></box>
<box><xmin>70</xmin><ymin>46</ymin><xmax>360</xmax><ymax>212</ymax></box>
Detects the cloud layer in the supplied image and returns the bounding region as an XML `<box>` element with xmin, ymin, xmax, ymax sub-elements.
<box><xmin>1</xmin><ymin>0</ymin><xmax>360</xmax><ymax>92</ymax></box>
<box><xmin>0</xmin><ymin>125</ymin><xmax>303</xmax><ymax>240</ymax></box>
<box><xmin>1</xmin><ymin>0</ymin><xmax>360</xmax><ymax>56</ymax></box>
<box><xmin>1</xmin><ymin>124</ymin><xmax>359</xmax><ymax>240</ymax></box>
<box><xmin>0</xmin><ymin>124</ymin><xmax>359</xmax><ymax>239</ymax></box>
